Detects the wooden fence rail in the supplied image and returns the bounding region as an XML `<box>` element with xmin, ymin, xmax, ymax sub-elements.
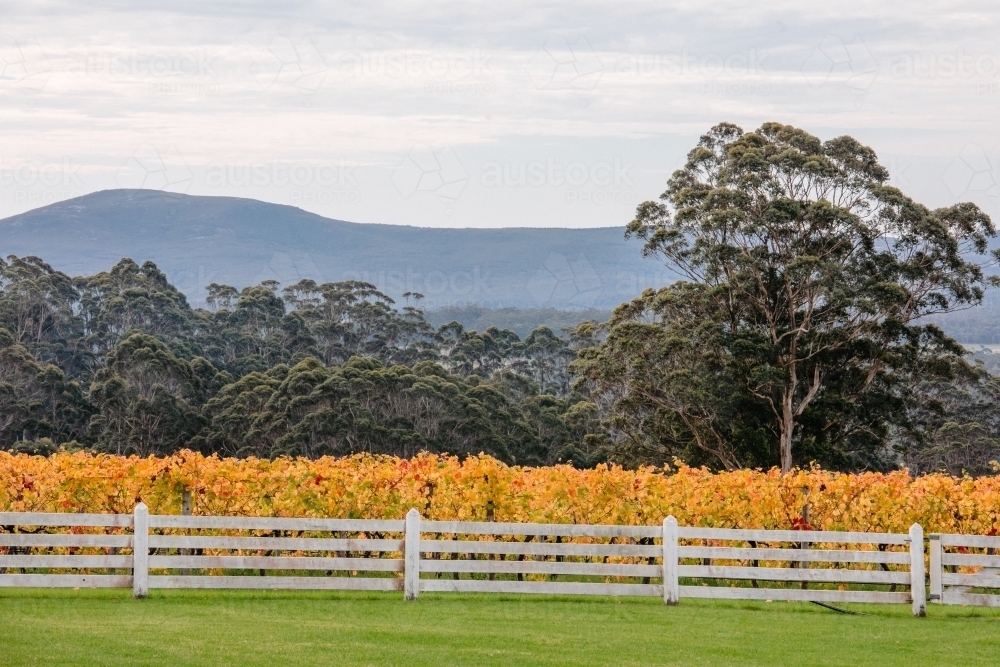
<box><xmin>144</xmin><ymin>508</ymin><xmax>405</xmax><ymax>596</ymax></box>
<box><xmin>0</xmin><ymin>511</ymin><xmax>134</xmax><ymax>590</ymax></box>
<box><xmin>929</xmin><ymin>533</ymin><xmax>1000</xmax><ymax>607</ymax></box>
<box><xmin>673</xmin><ymin>522</ymin><xmax>924</xmax><ymax>615</ymax></box>
<box><xmin>0</xmin><ymin>504</ymin><xmax>958</xmax><ymax>616</ymax></box>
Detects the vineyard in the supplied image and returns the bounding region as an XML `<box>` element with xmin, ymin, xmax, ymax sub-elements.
<box><xmin>2</xmin><ymin>451</ymin><xmax>999</xmax><ymax>535</ymax></box>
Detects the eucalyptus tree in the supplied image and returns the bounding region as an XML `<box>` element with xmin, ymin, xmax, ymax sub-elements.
<box><xmin>0</xmin><ymin>326</ymin><xmax>91</xmax><ymax>446</ymax></box>
<box><xmin>88</xmin><ymin>333</ymin><xmax>204</xmax><ymax>456</ymax></box>
<box><xmin>190</xmin><ymin>365</ymin><xmax>288</xmax><ymax>457</ymax></box>
<box><xmin>0</xmin><ymin>255</ymin><xmax>81</xmax><ymax>368</ymax></box>
<box><xmin>247</xmin><ymin>356</ymin><xmax>543</xmax><ymax>464</ymax></box>
<box><xmin>74</xmin><ymin>259</ymin><xmax>196</xmax><ymax>375</ymax></box>
<box><xmin>581</xmin><ymin>122</ymin><xmax>998</xmax><ymax>472</ymax></box>
<box><xmin>282</xmin><ymin>279</ymin><xmax>434</xmax><ymax>365</ymax></box>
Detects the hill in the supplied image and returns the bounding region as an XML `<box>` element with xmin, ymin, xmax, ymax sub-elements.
<box><xmin>0</xmin><ymin>190</ymin><xmax>675</xmax><ymax>310</ymax></box>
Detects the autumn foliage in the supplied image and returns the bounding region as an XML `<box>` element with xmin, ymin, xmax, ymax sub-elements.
<box><xmin>2</xmin><ymin>451</ymin><xmax>999</xmax><ymax>535</ymax></box>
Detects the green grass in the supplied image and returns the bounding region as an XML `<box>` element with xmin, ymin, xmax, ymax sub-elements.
<box><xmin>2</xmin><ymin>590</ymin><xmax>1000</xmax><ymax>666</ymax></box>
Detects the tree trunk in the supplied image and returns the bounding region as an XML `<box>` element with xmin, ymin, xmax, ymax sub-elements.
<box><xmin>780</xmin><ymin>391</ymin><xmax>795</xmax><ymax>474</ymax></box>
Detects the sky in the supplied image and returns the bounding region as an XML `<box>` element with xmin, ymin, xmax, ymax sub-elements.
<box><xmin>1</xmin><ymin>0</ymin><xmax>999</xmax><ymax>228</ymax></box>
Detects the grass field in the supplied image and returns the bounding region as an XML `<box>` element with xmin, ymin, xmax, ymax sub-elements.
<box><xmin>2</xmin><ymin>590</ymin><xmax>999</xmax><ymax>666</ymax></box>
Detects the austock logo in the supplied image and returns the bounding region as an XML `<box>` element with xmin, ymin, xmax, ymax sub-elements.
<box><xmin>0</xmin><ymin>157</ymin><xmax>85</xmax><ymax>205</ymax></box>
<box><xmin>889</xmin><ymin>51</ymin><xmax>1000</xmax><ymax>79</ymax></box>
<box><xmin>204</xmin><ymin>160</ymin><xmax>361</xmax><ymax>205</ymax></box>
<box><xmin>391</xmin><ymin>146</ymin><xmax>469</xmax><ymax>202</ymax></box>
<box><xmin>615</xmin><ymin>49</ymin><xmax>768</xmax><ymax>79</ymax></box>
<box><xmin>116</xmin><ymin>146</ymin><xmax>194</xmax><ymax>193</ymax></box>
<box><xmin>256</xmin><ymin>252</ymin><xmax>325</xmax><ymax>288</ymax></box>
<box><xmin>529</xmin><ymin>35</ymin><xmax>603</xmax><ymax>91</ymax></box>
<box><xmin>942</xmin><ymin>144</ymin><xmax>999</xmax><ymax>200</ymax></box>
<box><xmin>480</xmin><ymin>157</ymin><xmax>636</xmax><ymax>205</ymax></box>
<box><xmin>65</xmin><ymin>49</ymin><xmax>218</xmax><ymax>78</ymax></box>
<box><xmin>0</xmin><ymin>34</ymin><xmax>52</xmax><ymax>93</ymax></box>
<box><xmin>802</xmin><ymin>35</ymin><xmax>878</xmax><ymax>104</ymax></box>
<box><xmin>250</xmin><ymin>35</ymin><xmax>328</xmax><ymax>94</ymax></box>
<box><xmin>527</xmin><ymin>253</ymin><xmax>602</xmax><ymax>307</ymax></box>
<box><xmin>339</xmin><ymin>266</ymin><xmax>492</xmax><ymax>307</ymax></box>
<box><xmin>64</xmin><ymin>48</ymin><xmax>221</xmax><ymax>97</ymax></box>
<box><xmin>336</xmin><ymin>49</ymin><xmax>492</xmax><ymax>79</ymax></box>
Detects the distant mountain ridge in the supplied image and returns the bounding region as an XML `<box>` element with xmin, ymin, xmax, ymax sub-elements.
<box><xmin>0</xmin><ymin>190</ymin><xmax>675</xmax><ymax>310</ymax></box>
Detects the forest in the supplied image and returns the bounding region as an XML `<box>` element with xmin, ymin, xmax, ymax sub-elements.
<box><xmin>4</xmin><ymin>122</ymin><xmax>1000</xmax><ymax>476</ymax></box>
<box><xmin>0</xmin><ymin>254</ymin><xmax>607</xmax><ymax>467</ymax></box>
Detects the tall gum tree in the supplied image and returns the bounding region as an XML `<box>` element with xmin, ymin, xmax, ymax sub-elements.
<box><xmin>621</xmin><ymin>122</ymin><xmax>998</xmax><ymax>473</ymax></box>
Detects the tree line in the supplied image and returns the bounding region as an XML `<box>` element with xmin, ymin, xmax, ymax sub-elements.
<box><xmin>4</xmin><ymin>122</ymin><xmax>1000</xmax><ymax>475</ymax></box>
<box><xmin>0</xmin><ymin>257</ymin><xmax>601</xmax><ymax>467</ymax></box>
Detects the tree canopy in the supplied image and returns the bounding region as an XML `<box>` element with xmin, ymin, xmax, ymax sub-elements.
<box><xmin>575</xmin><ymin>122</ymin><xmax>1000</xmax><ymax>473</ymax></box>
<box><xmin>0</xmin><ymin>255</ymin><xmax>601</xmax><ymax>466</ymax></box>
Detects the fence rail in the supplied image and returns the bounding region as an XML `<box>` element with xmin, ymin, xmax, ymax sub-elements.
<box><xmin>929</xmin><ymin>533</ymin><xmax>1000</xmax><ymax>607</ymax></box>
<box><xmin>2</xmin><ymin>504</ymin><xmax>997</xmax><ymax>615</ymax></box>
<box><xmin>670</xmin><ymin>520</ymin><xmax>924</xmax><ymax>615</ymax></box>
<box><xmin>417</xmin><ymin>516</ymin><xmax>666</xmax><ymax>600</ymax></box>
<box><xmin>0</xmin><ymin>510</ymin><xmax>136</xmax><ymax>591</ymax></box>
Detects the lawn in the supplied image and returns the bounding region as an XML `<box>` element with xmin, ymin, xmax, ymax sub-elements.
<box><xmin>2</xmin><ymin>590</ymin><xmax>999</xmax><ymax>666</ymax></box>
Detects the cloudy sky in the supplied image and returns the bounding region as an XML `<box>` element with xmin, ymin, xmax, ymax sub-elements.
<box><xmin>1</xmin><ymin>1</ymin><xmax>998</xmax><ymax>228</ymax></box>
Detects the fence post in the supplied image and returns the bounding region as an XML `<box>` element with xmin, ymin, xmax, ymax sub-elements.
<box><xmin>133</xmin><ymin>503</ymin><xmax>149</xmax><ymax>599</ymax></box>
<box><xmin>662</xmin><ymin>516</ymin><xmax>679</xmax><ymax>606</ymax></box>
<box><xmin>929</xmin><ymin>534</ymin><xmax>942</xmax><ymax>604</ymax></box>
<box><xmin>908</xmin><ymin>523</ymin><xmax>926</xmax><ymax>617</ymax></box>
<box><xmin>404</xmin><ymin>508</ymin><xmax>421</xmax><ymax>601</ymax></box>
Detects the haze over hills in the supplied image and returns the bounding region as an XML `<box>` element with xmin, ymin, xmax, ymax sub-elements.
<box><xmin>3</xmin><ymin>189</ymin><xmax>998</xmax><ymax>343</ymax></box>
<box><xmin>0</xmin><ymin>190</ymin><xmax>676</xmax><ymax>312</ymax></box>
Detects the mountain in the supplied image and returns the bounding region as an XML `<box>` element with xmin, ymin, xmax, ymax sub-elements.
<box><xmin>0</xmin><ymin>190</ymin><xmax>675</xmax><ymax>310</ymax></box>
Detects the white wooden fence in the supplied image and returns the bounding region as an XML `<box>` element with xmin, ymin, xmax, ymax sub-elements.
<box><xmin>672</xmin><ymin>522</ymin><xmax>923</xmax><ymax>612</ymax></box>
<box><xmin>0</xmin><ymin>511</ymin><xmax>135</xmax><ymax>589</ymax></box>
<box><xmin>142</xmin><ymin>508</ymin><xmax>407</xmax><ymax>595</ymax></box>
<box><xmin>929</xmin><ymin>532</ymin><xmax>1000</xmax><ymax>607</ymax></box>
<box><xmin>417</xmin><ymin>517</ymin><xmax>664</xmax><ymax>599</ymax></box>
<box><xmin>20</xmin><ymin>504</ymin><xmax>1000</xmax><ymax>616</ymax></box>
<box><xmin>0</xmin><ymin>506</ymin><xmax>406</xmax><ymax>597</ymax></box>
